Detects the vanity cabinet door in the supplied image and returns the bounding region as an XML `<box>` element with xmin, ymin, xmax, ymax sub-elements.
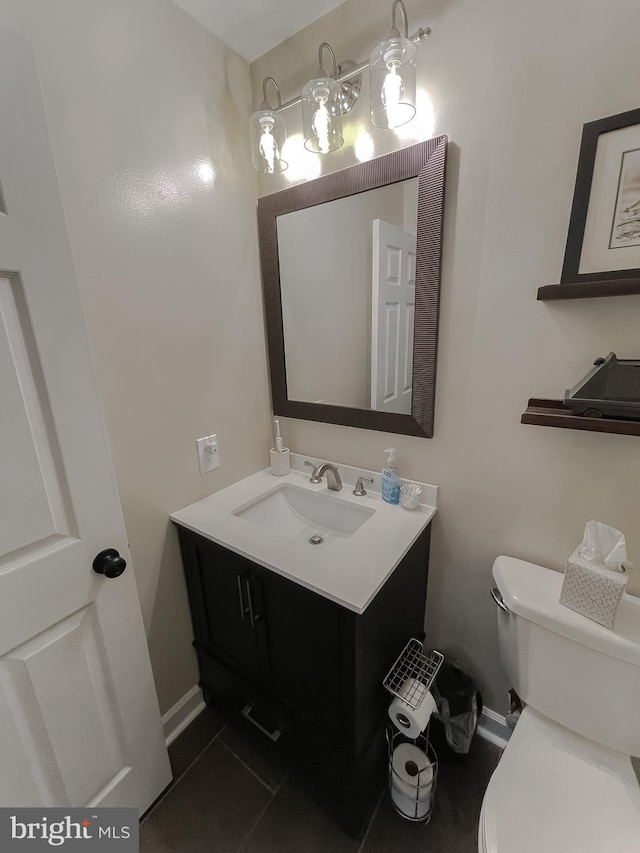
<box><xmin>257</xmin><ymin>568</ymin><xmax>342</xmax><ymax>740</ymax></box>
<box><xmin>178</xmin><ymin>531</ymin><xmax>264</xmax><ymax>689</ymax></box>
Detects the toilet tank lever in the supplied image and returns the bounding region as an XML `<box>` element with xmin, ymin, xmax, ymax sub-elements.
<box><xmin>491</xmin><ymin>587</ymin><xmax>510</xmax><ymax>614</ymax></box>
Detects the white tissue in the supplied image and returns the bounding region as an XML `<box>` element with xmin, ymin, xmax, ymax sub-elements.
<box><xmin>388</xmin><ymin>683</ymin><xmax>437</xmax><ymax>738</ymax></box>
<box><xmin>579</xmin><ymin>520</ymin><xmax>627</xmax><ymax>571</ymax></box>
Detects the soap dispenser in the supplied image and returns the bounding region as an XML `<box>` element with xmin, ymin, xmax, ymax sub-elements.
<box><xmin>381</xmin><ymin>447</ymin><xmax>400</xmax><ymax>504</ymax></box>
<box><xmin>270</xmin><ymin>419</ymin><xmax>290</xmax><ymax>476</ymax></box>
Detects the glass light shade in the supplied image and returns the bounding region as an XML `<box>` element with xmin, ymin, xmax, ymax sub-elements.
<box><xmin>370</xmin><ymin>35</ymin><xmax>416</xmax><ymax>129</ymax></box>
<box><xmin>301</xmin><ymin>77</ymin><xmax>344</xmax><ymax>154</ymax></box>
<box><xmin>250</xmin><ymin>109</ymin><xmax>287</xmax><ymax>174</ymax></box>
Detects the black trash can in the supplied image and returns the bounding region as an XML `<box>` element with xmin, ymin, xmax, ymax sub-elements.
<box><xmin>429</xmin><ymin>658</ymin><xmax>482</xmax><ymax>764</ymax></box>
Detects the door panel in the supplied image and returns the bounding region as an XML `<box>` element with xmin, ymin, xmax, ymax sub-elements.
<box><xmin>371</xmin><ymin>219</ymin><xmax>416</xmax><ymax>414</ymax></box>
<box><xmin>0</xmin><ymin>606</ymin><xmax>128</xmax><ymax>806</ymax></box>
<box><xmin>0</xmin><ymin>275</ymin><xmax>76</xmax><ymax>556</ymax></box>
<box><xmin>0</xmin><ymin>26</ymin><xmax>171</xmax><ymax>809</ymax></box>
<box><xmin>259</xmin><ymin>568</ymin><xmax>342</xmax><ymax>739</ymax></box>
<box><xmin>194</xmin><ymin>538</ymin><xmax>263</xmax><ymax>688</ymax></box>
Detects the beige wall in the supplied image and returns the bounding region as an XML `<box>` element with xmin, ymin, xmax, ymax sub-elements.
<box><xmin>253</xmin><ymin>0</ymin><xmax>640</xmax><ymax>710</ymax></box>
<box><xmin>4</xmin><ymin>0</ymin><xmax>639</xmax><ymax>720</ymax></box>
<box><xmin>0</xmin><ymin>0</ymin><xmax>272</xmax><ymax>714</ymax></box>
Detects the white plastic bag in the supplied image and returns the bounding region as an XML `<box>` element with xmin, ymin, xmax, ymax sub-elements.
<box><xmin>436</xmin><ymin>692</ymin><xmax>478</xmax><ymax>754</ymax></box>
<box><xmin>559</xmin><ymin>521</ymin><xmax>629</xmax><ymax>628</ymax></box>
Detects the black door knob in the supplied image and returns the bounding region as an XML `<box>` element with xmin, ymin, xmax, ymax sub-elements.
<box><xmin>93</xmin><ymin>548</ymin><xmax>127</xmax><ymax>579</ymax></box>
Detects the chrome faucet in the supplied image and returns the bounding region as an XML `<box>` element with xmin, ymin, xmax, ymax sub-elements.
<box><xmin>315</xmin><ymin>462</ymin><xmax>342</xmax><ymax>492</ymax></box>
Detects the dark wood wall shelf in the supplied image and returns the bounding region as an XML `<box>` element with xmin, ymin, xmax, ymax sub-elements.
<box><xmin>521</xmin><ymin>398</ymin><xmax>640</xmax><ymax>436</ymax></box>
<box><xmin>537</xmin><ymin>278</ymin><xmax>640</xmax><ymax>300</ymax></box>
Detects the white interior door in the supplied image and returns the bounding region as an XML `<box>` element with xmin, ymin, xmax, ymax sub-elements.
<box><xmin>371</xmin><ymin>219</ymin><xmax>416</xmax><ymax>413</ymax></box>
<box><xmin>0</xmin><ymin>27</ymin><xmax>171</xmax><ymax>810</ymax></box>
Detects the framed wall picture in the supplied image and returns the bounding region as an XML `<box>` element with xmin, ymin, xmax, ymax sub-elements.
<box><xmin>538</xmin><ymin>107</ymin><xmax>640</xmax><ymax>299</ymax></box>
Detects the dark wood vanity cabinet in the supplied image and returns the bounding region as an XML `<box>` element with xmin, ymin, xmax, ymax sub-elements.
<box><xmin>176</xmin><ymin>523</ymin><xmax>431</xmax><ymax>835</ymax></box>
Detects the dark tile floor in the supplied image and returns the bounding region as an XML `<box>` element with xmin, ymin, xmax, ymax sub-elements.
<box><xmin>141</xmin><ymin>706</ymin><xmax>502</xmax><ymax>853</ymax></box>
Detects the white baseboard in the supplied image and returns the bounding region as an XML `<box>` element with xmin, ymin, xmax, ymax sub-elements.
<box><xmin>161</xmin><ymin>686</ymin><xmax>510</xmax><ymax>752</ymax></box>
<box><xmin>162</xmin><ymin>685</ymin><xmax>206</xmax><ymax>747</ymax></box>
<box><xmin>477</xmin><ymin>707</ymin><xmax>511</xmax><ymax>749</ymax></box>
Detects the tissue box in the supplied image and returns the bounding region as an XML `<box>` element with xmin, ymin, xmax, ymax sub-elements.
<box><xmin>559</xmin><ymin>548</ymin><xmax>628</xmax><ymax>628</ymax></box>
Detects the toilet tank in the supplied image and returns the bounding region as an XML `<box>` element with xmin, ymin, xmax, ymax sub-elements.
<box><xmin>493</xmin><ymin>556</ymin><xmax>640</xmax><ymax>756</ymax></box>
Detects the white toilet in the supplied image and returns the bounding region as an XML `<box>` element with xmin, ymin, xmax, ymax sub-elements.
<box><xmin>479</xmin><ymin>556</ymin><xmax>640</xmax><ymax>853</ymax></box>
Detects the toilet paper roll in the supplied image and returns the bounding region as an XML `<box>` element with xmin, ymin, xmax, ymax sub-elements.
<box><xmin>388</xmin><ymin>685</ymin><xmax>437</xmax><ymax>737</ymax></box>
<box><xmin>391</xmin><ymin>783</ymin><xmax>431</xmax><ymax>819</ymax></box>
<box><xmin>390</xmin><ymin>743</ymin><xmax>434</xmax><ymax>818</ymax></box>
<box><xmin>398</xmin><ymin>676</ymin><xmax>428</xmax><ymax>705</ymax></box>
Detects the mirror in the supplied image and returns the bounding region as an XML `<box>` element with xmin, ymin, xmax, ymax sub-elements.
<box><xmin>279</xmin><ymin>179</ymin><xmax>419</xmax><ymax>413</ymax></box>
<box><xmin>258</xmin><ymin>136</ymin><xmax>447</xmax><ymax>438</ymax></box>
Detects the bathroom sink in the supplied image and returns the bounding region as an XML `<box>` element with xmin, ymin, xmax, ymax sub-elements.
<box><xmin>232</xmin><ymin>484</ymin><xmax>374</xmax><ymax>543</ymax></box>
<box><xmin>171</xmin><ymin>461</ymin><xmax>438</xmax><ymax>612</ymax></box>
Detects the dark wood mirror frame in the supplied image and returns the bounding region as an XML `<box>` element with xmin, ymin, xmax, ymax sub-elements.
<box><xmin>258</xmin><ymin>135</ymin><xmax>448</xmax><ymax>438</ymax></box>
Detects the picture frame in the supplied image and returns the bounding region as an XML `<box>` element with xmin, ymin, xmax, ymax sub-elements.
<box><xmin>559</xmin><ymin>107</ymin><xmax>640</xmax><ymax>293</ymax></box>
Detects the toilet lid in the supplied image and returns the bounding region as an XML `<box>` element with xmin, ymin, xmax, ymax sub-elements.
<box><xmin>481</xmin><ymin>733</ymin><xmax>640</xmax><ymax>853</ymax></box>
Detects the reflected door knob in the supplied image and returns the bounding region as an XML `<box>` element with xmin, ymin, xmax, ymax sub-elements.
<box><xmin>93</xmin><ymin>548</ymin><xmax>127</xmax><ymax>579</ymax></box>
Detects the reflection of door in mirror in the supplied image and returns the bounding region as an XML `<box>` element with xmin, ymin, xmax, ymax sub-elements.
<box><xmin>278</xmin><ymin>178</ymin><xmax>418</xmax><ymax>412</ymax></box>
<box><xmin>371</xmin><ymin>219</ymin><xmax>416</xmax><ymax>414</ymax></box>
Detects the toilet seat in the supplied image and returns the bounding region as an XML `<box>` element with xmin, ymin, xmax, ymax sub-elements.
<box><xmin>480</xmin><ymin>723</ymin><xmax>640</xmax><ymax>853</ymax></box>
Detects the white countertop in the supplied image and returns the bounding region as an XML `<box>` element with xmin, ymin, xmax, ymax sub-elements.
<box><xmin>170</xmin><ymin>459</ymin><xmax>437</xmax><ymax>614</ymax></box>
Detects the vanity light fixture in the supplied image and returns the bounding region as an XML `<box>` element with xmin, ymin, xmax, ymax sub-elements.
<box><xmin>250</xmin><ymin>76</ymin><xmax>288</xmax><ymax>174</ymax></box>
<box><xmin>370</xmin><ymin>0</ymin><xmax>416</xmax><ymax>129</ymax></box>
<box><xmin>302</xmin><ymin>43</ymin><xmax>344</xmax><ymax>154</ymax></box>
<box><xmin>251</xmin><ymin>0</ymin><xmax>430</xmax><ymax>172</ymax></box>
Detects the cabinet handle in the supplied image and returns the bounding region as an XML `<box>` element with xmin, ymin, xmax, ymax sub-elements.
<box><xmin>245</xmin><ymin>580</ymin><xmax>260</xmax><ymax>627</ymax></box>
<box><xmin>241</xmin><ymin>704</ymin><xmax>281</xmax><ymax>742</ymax></box>
<box><xmin>237</xmin><ymin>574</ymin><xmax>249</xmax><ymax>621</ymax></box>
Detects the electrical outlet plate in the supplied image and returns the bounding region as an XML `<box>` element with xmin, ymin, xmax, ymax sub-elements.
<box><xmin>196</xmin><ymin>434</ymin><xmax>220</xmax><ymax>473</ymax></box>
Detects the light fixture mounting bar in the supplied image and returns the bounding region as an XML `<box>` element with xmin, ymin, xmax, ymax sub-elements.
<box><xmin>274</xmin><ymin>26</ymin><xmax>431</xmax><ymax>114</ymax></box>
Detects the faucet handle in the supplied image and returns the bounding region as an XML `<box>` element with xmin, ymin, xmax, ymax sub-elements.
<box><xmin>353</xmin><ymin>476</ymin><xmax>374</xmax><ymax>497</ymax></box>
<box><xmin>304</xmin><ymin>460</ymin><xmax>322</xmax><ymax>483</ymax></box>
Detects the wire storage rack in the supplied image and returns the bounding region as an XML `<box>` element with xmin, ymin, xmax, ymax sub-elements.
<box><xmin>387</xmin><ymin>726</ymin><xmax>438</xmax><ymax>822</ymax></box>
<box><xmin>383</xmin><ymin>639</ymin><xmax>444</xmax><ymax>709</ymax></box>
<box><xmin>383</xmin><ymin>639</ymin><xmax>444</xmax><ymax>823</ymax></box>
